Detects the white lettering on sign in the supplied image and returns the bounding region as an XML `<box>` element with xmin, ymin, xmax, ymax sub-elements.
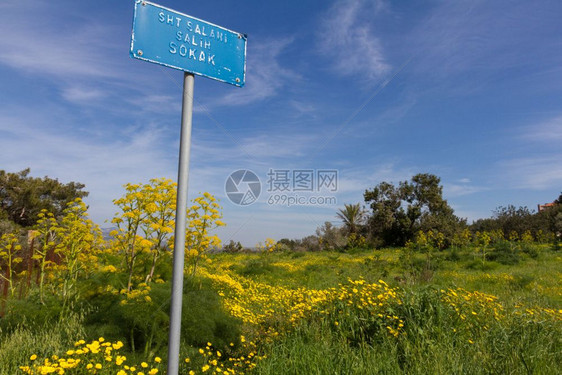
<box><xmin>175</xmin><ymin>31</ymin><xmax>212</xmax><ymax>50</ymax></box>
<box><xmin>169</xmin><ymin>42</ymin><xmax>216</xmax><ymax>65</ymax></box>
<box><xmin>158</xmin><ymin>10</ymin><xmax>228</xmax><ymax>66</ymax></box>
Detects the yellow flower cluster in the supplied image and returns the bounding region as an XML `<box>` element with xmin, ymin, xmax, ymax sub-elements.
<box><xmin>204</xmin><ymin>268</ymin><xmax>405</xmax><ymax>339</ymax></box>
<box><xmin>255</xmin><ymin>238</ymin><xmax>279</xmax><ymax>253</ymax></box>
<box><xmin>332</xmin><ymin>278</ymin><xmax>405</xmax><ymax>337</ymax></box>
<box><xmin>119</xmin><ymin>282</ymin><xmax>153</xmax><ymax>305</ymax></box>
<box><xmin>20</xmin><ymin>338</ymin><xmax>161</xmax><ymax>375</ymax></box>
<box><xmin>442</xmin><ymin>287</ymin><xmax>504</xmax><ymax>326</ymax></box>
<box><xmin>207</xmin><ymin>271</ymin><xmax>332</xmax><ymax>326</ymax></box>
<box><xmin>442</xmin><ymin>286</ymin><xmax>562</xmax><ymax>324</ymax></box>
<box><xmin>183</xmin><ymin>339</ymin><xmax>266</xmax><ymax>374</ymax></box>
<box><xmin>513</xmin><ymin>305</ymin><xmax>562</xmax><ymax>321</ymax></box>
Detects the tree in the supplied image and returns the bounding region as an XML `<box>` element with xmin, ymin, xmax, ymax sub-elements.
<box><xmin>56</xmin><ymin>198</ymin><xmax>102</xmax><ymax>304</ymax></box>
<box><xmin>363</xmin><ymin>181</ymin><xmax>405</xmax><ymax>246</ymax></box>
<box><xmin>223</xmin><ymin>240</ymin><xmax>243</xmax><ymax>253</ymax></box>
<box><xmin>34</xmin><ymin>210</ymin><xmax>59</xmax><ymax>304</ymax></box>
<box><xmin>183</xmin><ymin>192</ymin><xmax>225</xmax><ymax>276</ymax></box>
<box><xmin>364</xmin><ymin>173</ymin><xmax>462</xmax><ymax>247</ymax></box>
<box><xmin>277</xmin><ymin>238</ymin><xmax>299</xmax><ymax>251</ymax></box>
<box><xmin>110</xmin><ymin>179</ymin><xmax>177</xmax><ymax>290</ymax></box>
<box><xmin>140</xmin><ymin>178</ymin><xmax>176</xmax><ymax>283</ymax></box>
<box><xmin>535</xmin><ymin>200</ymin><xmax>562</xmax><ymax>240</ymax></box>
<box><xmin>490</xmin><ymin>205</ymin><xmax>535</xmax><ymax>236</ymax></box>
<box><xmin>111</xmin><ymin>182</ymin><xmax>153</xmax><ymax>292</ymax></box>
<box><xmin>316</xmin><ymin>222</ymin><xmax>346</xmax><ymax>251</ymax></box>
<box><xmin>0</xmin><ymin>168</ymin><xmax>88</xmax><ymax>227</ymax></box>
<box><xmin>336</xmin><ymin>203</ymin><xmax>366</xmax><ymax>235</ymax></box>
<box><xmin>111</xmin><ymin>179</ymin><xmax>225</xmax><ymax>289</ymax></box>
<box><xmin>0</xmin><ymin>233</ymin><xmax>23</xmax><ymax>298</ymax></box>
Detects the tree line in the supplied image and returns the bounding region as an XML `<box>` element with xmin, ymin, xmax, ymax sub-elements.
<box><xmin>277</xmin><ymin>173</ymin><xmax>562</xmax><ymax>252</ymax></box>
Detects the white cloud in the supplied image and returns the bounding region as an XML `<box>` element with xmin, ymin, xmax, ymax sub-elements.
<box><xmin>219</xmin><ymin>38</ymin><xmax>300</xmax><ymax>106</ymax></box>
<box><xmin>128</xmin><ymin>94</ymin><xmax>183</xmax><ymax>114</ymax></box>
<box><xmin>317</xmin><ymin>0</ymin><xmax>390</xmax><ymax>80</ymax></box>
<box><xmin>234</xmin><ymin>133</ymin><xmax>320</xmax><ymax>160</ymax></box>
<box><xmin>497</xmin><ymin>155</ymin><xmax>562</xmax><ymax>190</ymax></box>
<box><xmin>0</xmin><ymin>6</ymin><xmax>123</xmax><ymax>79</ymax></box>
<box><xmin>61</xmin><ymin>87</ymin><xmax>107</xmax><ymax>103</ymax></box>
<box><xmin>331</xmin><ymin>163</ymin><xmax>416</xmax><ymax>209</ymax></box>
<box><xmin>409</xmin><ymin>1</ymin><xmax>562</xmax><ymax>82</ymax></box>
<box><xmin>0</xmin><ymin>111</ymin><xmax>178</xmax><ymax>225</ymax></box>
<box><xmin>491</xmin><ymin>115</ymin><xmax>562</xmax><ymax>190</ymax></box>
<box><xmin>443</xmin><ymin>183</ymin><xmax>486</xmax><ymax>198</ymax></box>
<box><xmin>289</xmin><ymin>100</ymin><xmax>316</xmax><ymax>117</ymax></box>
<box><xmin>519</xmin><ymin>116</ymin><xmax>562</xmax><ymax>143</ymax></box>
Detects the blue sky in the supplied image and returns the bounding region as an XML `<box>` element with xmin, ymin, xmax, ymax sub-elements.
<box><xmin>1</xmin><ymin>0</ymin><xmax>561</xmax><ymax>246</ymax></box>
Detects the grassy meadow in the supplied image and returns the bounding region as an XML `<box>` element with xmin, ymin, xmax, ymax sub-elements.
<box><xmin>1</xmin><ymin>242</ymin><xmax>561</xmax><ymax>374</ymax></box>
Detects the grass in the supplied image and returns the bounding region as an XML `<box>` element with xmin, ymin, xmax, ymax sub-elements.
<box><xmin>1</xmin><ymin>244</ymin><xmax>561</xmax><ymax>374</ymax></box>
<box><xmin>0</xmin><ymin>313</ymin><xmax>86</xmax><ymax>374</ymax></box>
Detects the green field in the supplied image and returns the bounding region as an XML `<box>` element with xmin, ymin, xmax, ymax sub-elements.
<box><xmin>2</xmin><ymin>244</ymin><xmax>561</xmax><ymax>375</ymax></box>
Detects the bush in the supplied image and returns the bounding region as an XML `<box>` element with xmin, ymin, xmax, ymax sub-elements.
<box><xmin>236</xmin><ymin>257</ymin><xmax>275</xmax><ymax>277</ymax></box>
<box><xmin>520</xmin><ymin>242</ymin><xmax>539</xmax><ymax>258</ymax></box>
<box><xmin>223</xmin><ymin>240</ymin><xmax>243</xmax><ymax>253</ymax></box>
<box><xmin>81</xmin><ymin>276</ymin><xmax>242</xmax><ymax>356</ymax></box>
<box><xmin>487</xmin><ymin>240</ymin><xmax>521</xmax><ymax>265</ymax></box>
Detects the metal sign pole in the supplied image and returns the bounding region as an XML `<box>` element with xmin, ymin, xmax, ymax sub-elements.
<box><xmin>167</xmin><ymin>72</ymin><xmax>195</xmax><ymax>375</ymax></box>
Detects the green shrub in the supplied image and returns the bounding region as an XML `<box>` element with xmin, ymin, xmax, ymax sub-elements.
<box><xmin>81</xmin><ymin>276</ymin><xmax>242</xmax><ymax>356</ymax></box>
<box><xmin>236</xmin><ymin>257</ymin><xmax>275</xmax><ymax>276</ymax></box>
<box><xmin>180</xmin><ymin>276</ymin><xmax>242</xmax><ymax>350</ymax></box>
<box><xmin>520</xmin><ymin>242</ymin><xmax>539</xmax><ymax>258</ymax></box>
<box><xmin>486</xmin><ymin>240</ymin><xmax>521</xmax><ymax>265</ymax></box>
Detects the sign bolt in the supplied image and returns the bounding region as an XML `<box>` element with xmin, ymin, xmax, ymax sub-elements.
<box><xmin>235</xmin><ymin>78</ymin><xmax>240</xmax><ymax>83</ymax></box>
<box><xmin>137</xmin><ymin>50</ymin><xmax>143</xmax><ymax>56</ymax></box>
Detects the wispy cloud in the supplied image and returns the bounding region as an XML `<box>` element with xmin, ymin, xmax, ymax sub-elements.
<box><xmin>493</xmin><ymin>114</ymin><xmax>562</xmax><ymax>190</ymax></box>
<box><xmin>0</xmin><ymin>1</ymin><xmax>123</xmax><ymax>79</ymax></box>
<box><xmin>497</xmin><ymin>155</ymin><xmax>562</xmax><ymax>190</ymax></box>
<box><xmin>409</xmin><ymin>1</ymin><xmax>562</xmax><ymax>82</ymax></box>
<box><xmin>126</xmin><ymin>94</ymin><xmax>183</xmax><ymax>114</ymax></box>
<box><xmin>519</xmin><ymin>115</ymin><xmax>562</xmax><ymax>143</ymax></box>
<box><xmin>61</xmin><ymin>87</ymin><xmax>107</xmax><ymax>103</ymax></box>
<box><xmin>443</xmin><ymin>183</ymin><xmax>487</xmax><ymax>198</ymax></box>
<box><xmin>220</xmin><ymin>38</ymin><xmax>300</xmax><ymax>106</ymax></box>
<box><xmin>0</xmin><ymin>109</ymin><xmax>177</xmax><ymax>224</ymax></box>
<box><xmin>317</xmin><ymin>0</ymin><xmax>390</xmax><ymax>80</ymax></box>
<box><xmin>289</xmin><ymin>100</ymin><xmax>316</xmax><ymax>117</ymax></box>
<box><xmin>334</xmin><ymin>163</ymin><xmax>415</xmax><ymax>203</ymax></box>
<box><xmin>234</xmin><ymin>133</ymin><xmax>319</xmax><ymax>160</ymax></box>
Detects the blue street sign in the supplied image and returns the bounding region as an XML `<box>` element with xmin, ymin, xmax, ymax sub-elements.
<box><xmin>130</xmin><ymin>0</ymin><xmax>247</xmax><ymax>87</ymax></box>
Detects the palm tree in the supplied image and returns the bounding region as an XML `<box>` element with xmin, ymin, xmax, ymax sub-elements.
<box><xmin>336</xmin><ymin>203</ymin><xmax>367</xmax><ymax>235</ymax></box>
